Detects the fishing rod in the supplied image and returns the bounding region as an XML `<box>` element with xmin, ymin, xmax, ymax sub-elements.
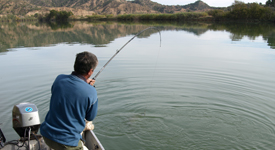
<box><xmin>92</xmin><ymin>27</ymin><xmax>161</xmax><ymax>80</ymax></box>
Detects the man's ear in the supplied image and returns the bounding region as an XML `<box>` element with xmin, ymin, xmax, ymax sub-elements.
<box><xmin>88</xmin><ymin>68</ymin><xmax>94</xmax><ymax>76</ymax></box>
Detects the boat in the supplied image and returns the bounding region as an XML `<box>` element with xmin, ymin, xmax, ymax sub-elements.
<box><xmin>0</xmin><ymin>102</ymin><xmax>104</xmax><ymax>150</ymax></box>
<box><xmin>1</xmin><ymin>130</ymin><xmax>104</xmax><ymax>150</ymax></box>
<box><xmin>82</xmin><ymin>130</ymin><xmax>105</xmax><ymax>150</ymax></box>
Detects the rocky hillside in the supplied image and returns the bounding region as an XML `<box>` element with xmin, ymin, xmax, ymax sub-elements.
<box><xmin>0</xmin><ymin>0</ymin><xmax>214</xmax><ymax>17</ymax></box>
<box><xmin>182</xmin><ymin>0</ymin><xmax>211</xmax><ymax>12</ymax></box>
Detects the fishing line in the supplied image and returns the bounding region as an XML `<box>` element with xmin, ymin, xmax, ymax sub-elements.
<box><xmin>141</xmin><ymin>35</ymin><xmax>162</xmax><ymax>116</ymax></box>
<box><xmin>92</xmin><ymin>27</ymin><xmax>161</xmax><ymax>81</ymax></box>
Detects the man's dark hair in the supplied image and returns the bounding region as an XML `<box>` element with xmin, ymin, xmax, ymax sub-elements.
<box><xmin>74</xmin><ymin>51</ymin><xmax>98</xmax><ymax>75</ymax></box>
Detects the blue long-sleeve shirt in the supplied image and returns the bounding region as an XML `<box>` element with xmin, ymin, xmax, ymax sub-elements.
<box><xmin>40</xmin><ymin>73</ymin><xmax>98</xmax><ymax>147</ymax></box>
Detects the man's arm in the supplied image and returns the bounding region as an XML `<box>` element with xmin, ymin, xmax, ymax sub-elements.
<box><xmin>86</xmin><ymin>99</ymin><xmax>98</xmax><ymax>121</ymax></box>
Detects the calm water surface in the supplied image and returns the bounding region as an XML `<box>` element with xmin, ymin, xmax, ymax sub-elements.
<box><xmin>0</xmin><ymin>22</ymin><xmax>275</xmax><ymax>149</ymax></box>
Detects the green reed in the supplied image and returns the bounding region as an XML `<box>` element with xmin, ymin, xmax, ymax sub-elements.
<box><xmin>116</xmin><ymin>12</ymin><xmax>209</xmax><ymax>21</ymax></box>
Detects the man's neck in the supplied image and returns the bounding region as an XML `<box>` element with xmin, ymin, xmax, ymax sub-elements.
<box><xmin>83</xmin><ymin>74</ymin><xmax>90</xmax><ymax>80</ymax></box>
<box><xmin>71</xmin><ymin>71</ymin><xmax>88</xmax><ymax>82</ymax></box>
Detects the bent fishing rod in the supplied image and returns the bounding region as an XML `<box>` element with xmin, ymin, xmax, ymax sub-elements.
<box><xmin>92</xmin><ymin>27</ymin><xmax>161</xmax><ymax>80</ymax></box>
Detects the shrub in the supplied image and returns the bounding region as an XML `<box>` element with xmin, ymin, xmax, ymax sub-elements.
<box><xmin>45</xmin><ymin>10</ymin><xmax>73</xmax><ymax>22</ymax></box>
<box><xmin>86</xmin><ymin>14</ymin><xmax>106</xmax><ymax>20</ymax></box>
<box><xmin>226</xmin><ymin>1</ymin><xmax>275</xmax><ymax>21</ymax></box>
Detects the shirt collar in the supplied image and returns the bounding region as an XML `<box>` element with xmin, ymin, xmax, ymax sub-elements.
<box><xmin>71</xmin><ymin>71</ymin><xmax>87</xmax><ymax>82</ymax></box>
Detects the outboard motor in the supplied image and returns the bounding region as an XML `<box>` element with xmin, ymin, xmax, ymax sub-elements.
<box><xmin>12</xmin><ymin>103</ymin><xmax>41</xmax><ymax>138</ymax></box>
<box><xmin>0</xmin><ymin>127</ymin><xmax>6</xmax><ymax>148</ymax></box>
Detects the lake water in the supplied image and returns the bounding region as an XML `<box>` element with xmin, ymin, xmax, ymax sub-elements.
<box><xmin>0</xmin><ymin>22</ymin><xmax>275</xmax><ymax>149</ymax></box>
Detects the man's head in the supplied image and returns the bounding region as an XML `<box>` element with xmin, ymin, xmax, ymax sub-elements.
<box><xmin>74</xmin><ymin>51</ymin><xmax>98</xmax><ymax>77</ymax></box>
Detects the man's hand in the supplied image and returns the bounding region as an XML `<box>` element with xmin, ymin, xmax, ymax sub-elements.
<box><xmin>81</xmin><ymin>120</ymin><xmax>94</xmax><ymax>136</ymax></box>
<box><xmin>84</xmin><ymin>120</ymin><xmax>94</xmax><ymax>131</ymax></box>
<box><xmin>87</xmin><ymin>78</ymin><xmax>95</xmax><ymax>86</ymax></box>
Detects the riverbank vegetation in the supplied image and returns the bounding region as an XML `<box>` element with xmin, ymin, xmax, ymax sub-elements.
<box><xmin>208</xmin><ymin>1</ymin><xmax>275</xmax><ymax>21</ymax></box>
<box><xmin>0</xmin><ymin>14</ymin><xmax>37</xmax><ymax>22</ymax></box>
<box><xmin>38</xmin><ymin>10</ymin><xmax>73</xmax><ymax>22</ymax></box>
<box><xmin>115</xmin><ymin>12</ymin><xmax>210</xmax><ymax>21</ymax></box>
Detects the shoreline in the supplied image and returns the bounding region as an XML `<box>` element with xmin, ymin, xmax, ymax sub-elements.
<box><xmin>0</xmin><ymin>18</ymin><xmax>274</xmax><ymax>24</ymax></box>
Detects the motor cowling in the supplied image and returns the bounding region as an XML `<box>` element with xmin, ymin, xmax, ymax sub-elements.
<box><xmin>0</xmin><ymin>128</ymin><xmax>6</xmax><ymax>148</ymax></box>
<box><xmin>12</xmin><ymin>103</ymin><xmax>41</xmax><ymax>138</ymax></box>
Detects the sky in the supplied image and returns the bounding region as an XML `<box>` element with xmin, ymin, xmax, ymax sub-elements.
<box><xmin>150</xmin><ymin>0</ymin><xmax>267</xmax><ymax>7</ymax></box>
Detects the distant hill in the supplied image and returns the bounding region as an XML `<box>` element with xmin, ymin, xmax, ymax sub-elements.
<box><xmin>0</xmin><ymin>0</ymin><xmax>218</xmax><ymax>17</ymax></box>
<box><xmin>182</xmin><ymin>0</ymin><xmax>212</xmax><ymax>11</ymax></box>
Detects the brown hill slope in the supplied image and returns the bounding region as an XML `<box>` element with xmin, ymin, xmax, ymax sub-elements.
<box><xmin>0</xmin><ymin>0</ymin><xmax>214</xmax><ymax>16</ymax></box>
<box><xmin>182</xmin><ymin>0</ymin><xmax>211</xmax><ymax>11</ymax></box>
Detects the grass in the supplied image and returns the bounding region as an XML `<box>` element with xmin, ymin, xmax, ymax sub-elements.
<box><xmin>116</xmin><ymin>12</ymin><xmax>210</xmax><ymax>21</ymax></box>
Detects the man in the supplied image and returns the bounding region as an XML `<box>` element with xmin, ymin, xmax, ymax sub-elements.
<box><xmin>40</xmin><ymin>51</ymin><xmax>98</xmax><ymax>150</ymax></box>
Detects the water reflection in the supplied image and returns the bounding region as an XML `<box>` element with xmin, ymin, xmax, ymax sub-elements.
<box><xmin>0</xmin><ymin>22</ymin><xmax>159</xmax><ymax>53</ymax></box>
<box><xmin>46</xmin><ymin>21</ymin><xmax>74</xmax><ymax>30</ymax></box>
<box><xmin>1</xmin><ymin>21</ymin><xmax>275</xmax><ymax>53</ymax></box>
<box><xmin>208</xmin><ymin>23</ymin><xmax>274</xmax><ymax>41</ymax></box>
<box><xmin>264</xmin><ymin>32</ymin><xmax>275</xmax><ymax>49</ymax></box>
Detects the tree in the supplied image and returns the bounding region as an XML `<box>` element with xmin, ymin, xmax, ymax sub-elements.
<box><xmin>266</xmin><ymin>0</ymin><xmax>275</xmax><ymax>6</ymax></box>
<box><xmin>49</xmin><ymin>10</ymin><xmax>58</xmax><ymax>19</ymax></box>
<box><xmin>230</xmin><ymin>0</ymin><xmax>248</xmax><ymax>19</ymax></box>
<box><xmin>249</xmin><ymin>3</ymin><xmax>264</xmax><ymax>19</ymax></box>
<box><xmin>45</xmin><ymin>10</ymin><xmax>73</xmax><ymax>22</ymax></box>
